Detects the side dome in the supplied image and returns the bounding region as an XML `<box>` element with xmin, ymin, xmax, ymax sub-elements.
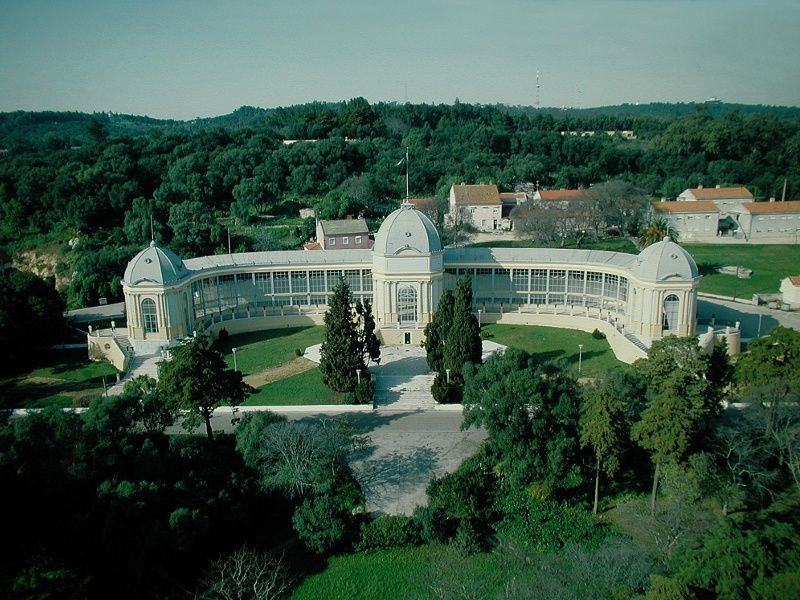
<box><xmin>632</xmin><ymin>238</ymin><xmax>699</xmax><ymax>282</ymax></box>
<box><xmin>123</xmin><ymin>241</ymin><xmax>188</xmax><ymax>285</ymax></box>
<box><xmin>373</xmin><ymin>203</ymin><xmax>442</xmax><ymax>256</ymax></box>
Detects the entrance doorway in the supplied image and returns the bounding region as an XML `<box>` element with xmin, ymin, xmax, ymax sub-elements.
<box><xmin>404</xmin><ymin>332</ymin><xmax>412</xmax><ymax>345</ymax></box>
<box><xmin>662</xmin><ymin>294</ymin><xmax>680</xmax><ymax>332</ymax></box>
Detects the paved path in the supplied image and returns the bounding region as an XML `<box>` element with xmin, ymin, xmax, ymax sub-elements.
<box><xmin>197</xmin><ymin>407</ymin><xmax>485</xmax><ymax>516</ymax></box>
<box><xmin>698</xmin><ymin>296</ymin><xmax>800</xmax><ymax>339</ymax></box>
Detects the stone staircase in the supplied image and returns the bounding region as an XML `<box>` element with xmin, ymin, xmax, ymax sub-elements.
<box><xmin>107</xmin><ymin>353</ymin><xmax>160</xmax><ymax>396</ymax></box>
<box><xmin>374</xmin><ymin>372</ymin><xmax>437</xmax><ymax>410</ymax></box>
<box><xmin>624</xmin><ymin>332</ymin><xmax>650</xmax><ymax>353</ymax></box>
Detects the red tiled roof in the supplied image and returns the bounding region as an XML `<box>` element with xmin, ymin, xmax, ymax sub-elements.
<box><xmin>684</xmin><ymin>187</ymin><xmax>754</xmax><ymax>200</ymax></box>
<box><xmin>652</xmin><ymin>201</ymin><xmax>720</xmax><ymax>214</ymax></box>
<box><xmin>743</xmin><ymin>200</ymin><xmax>800</xmax><ymax>214</ymax></box>
<box><xmin>499</xmin><ymin>192</ymin><xmax>526</xmax><ymax>201</ymax></box>
<box><xmin>537</xmin><ymin>189</ymin><xmax>589</xmax><ymax>201</ymax></box>
<box><xmin>303</xmin><ymin>241</ymin><xmax>322</xmax><ymax>250</ymax></box>
<box><xmin>788</xmin><ymin>276</ymin><xmax>800</xmax><ymax>286</ymax></box>
<box><xmin>451</xmin><ymin>184</ymin><xmax>501</xmax><ymax>205</ymax></box>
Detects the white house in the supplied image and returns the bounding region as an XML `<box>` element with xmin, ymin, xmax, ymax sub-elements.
<box><xmin>651</xmin><ymin>200</ymin><xmax>720</xmax><ymax>242</ymax></box>
<box><xmin>447</xmin><ymin>184</ymin><xmax>504</xmax><ymax>231</ymax></box>
<box><xmin>780</xmin><ymin>276</ymin><xmax>800</xmax><ymax>309</ymax></box>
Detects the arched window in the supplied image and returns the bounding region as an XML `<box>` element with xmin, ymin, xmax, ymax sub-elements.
<box><xmin>397</xmin><ymin>285</ymin><xmax>417</xmax><ymax>325</ymax></box>
<box><xmin>141</xmin><ymin>298</ymin><xmax>159</xmax><ymax>334</ymax></box>
<box><xmin>662</xmin><ymin>294</ymin><xmax>680</xmax><ymax>331</ymax></box>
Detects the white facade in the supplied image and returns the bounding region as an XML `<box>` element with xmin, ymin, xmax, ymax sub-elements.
<box><xmin>121</xmin><ymin>204</ymin><xmax>700</xmax><ymax>354</ymax></box>
<box><xmin>781</xmin><ymin>277</ymin><xmax>800</xmax><ymax>308</ymax></box>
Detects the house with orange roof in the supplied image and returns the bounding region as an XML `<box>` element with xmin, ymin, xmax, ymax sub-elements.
<box><xmin>532</xmin><ymin>189</ymin><xmax>590</xmax><ymax>203</ymax></box>
<box><xmin>447</xmin><ymin>183</ymin><xmax>524</xmax><ymax>231</ymax></box>
<box><xmin>733</xmin><ymin>200</ymin><xmax>800</xmax><ymax>243</ymax></box>
<box><xmin>652</xmin><ymin>200</ymin><xmax>720</xmax><ymax>242</ymax></box>
<box><xmin>780</xmin><ymin>276</ymin><xmax>800</xmax><ymax>308</ymax></box>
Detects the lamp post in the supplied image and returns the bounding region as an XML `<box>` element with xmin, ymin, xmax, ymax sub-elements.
<box><xmin>356</xmin><ymin>368</ymin><xmax>362</xmax><ymax>385</ymax></box>
<box><xmin>477</xmin><ymin>308</ymin><xmax>483</xmax><ymax>328</ymax></box>
<box><xmin>232</xmin><ymin>347</ymin><xmax>238</xmax><ymax>371</ymax></box>
<box><xmin>757</xmin><ymin>313</ymin><xmax>763</xmax><ymax>338</ymax></box>
<box><xmin>578</xmin><ymin>344</ymin><xmax>583</xmax><ymax>378</ymax></box>
<box><xmin>446</xmin><ymin>368</ymin><xmax>451</xmax><ymax>384</ymax></box>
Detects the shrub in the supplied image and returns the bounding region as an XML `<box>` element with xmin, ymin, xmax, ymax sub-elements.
<box><xmin>495</xmin><ymin>491</ymin><xmax>604</xmax><ymax>553</ymax></box>
<box><xmin>452</xmin><ymin>521</ymin><xmax>482</xmax><ymax>555</ymax></box>
<box><xmin>413</xmin><ymin>505</ymin><xmax>451</xmax><ymax>544</ymax></box>
<box><xmin>592</xmin><ymin>328</ymin><xmax>606</xmax><ymax>340</ymax></box>
<box><xmin>294</xmin><ymin>347</ymin><xmax>304</xmax><ymax>357</ymax></box>
<box><xmin>431</xmin><ymin>371</ymin><xmax>460</xmax><ymax>404</ymax></box>
<box><xmin>217</xmin><ymin>328</ymin><xmax>229</xmax><ymax>342</ymax></box>
<box><xmin>480</xmin><ymin>330</ymin><xmax>493</xmax><ymax>339</ymax></box>
<box><xmin>355</xmin><ymin>515</ymin><xmax>422</xmax><ymax>551</ymax></box>
<box><xmin>352</xmin><ymin>378</ymin><xmax>375</xmax><ymax>405</ymax></box>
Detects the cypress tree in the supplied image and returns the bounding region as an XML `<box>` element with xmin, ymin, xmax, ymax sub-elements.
<box><xmin>320</xmin><ymin>279</ymin><xmax>364</xmax><ymax>393</ymax></box>
<box><xmin>424</xmin><ymin>289</ymin><xmax>454</xmax><ymax>372</ymax></box>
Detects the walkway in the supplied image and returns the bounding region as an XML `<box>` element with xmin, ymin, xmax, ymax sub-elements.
<box><xmin>107</xmin><ymin>353</ymin><xmax>159</xmax><ymax>395</ymax></box>
<box><xmin>304</xmin><ymin>341</ymin><xmax>506</xmax><ymax>411</ymax></box>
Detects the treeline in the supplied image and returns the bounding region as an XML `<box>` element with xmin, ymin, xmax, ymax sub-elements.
<box><xmin>1</xmin><ymin>98</ymin><xmax>799</xmax><ymax>307</ymax></box>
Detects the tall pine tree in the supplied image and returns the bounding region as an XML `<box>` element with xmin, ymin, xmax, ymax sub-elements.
<box><xmin>320</xmin><ymin>279</ymin><xmax>364</xmax><ymax>393</ymax></box>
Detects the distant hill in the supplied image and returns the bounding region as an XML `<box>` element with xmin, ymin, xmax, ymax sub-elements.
<box><xmin>1</xmin><ymin>101</ymin><xmax>798</xmax><ymax>150</ymax></box>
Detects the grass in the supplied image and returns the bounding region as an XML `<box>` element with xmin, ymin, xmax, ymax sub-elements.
<box><xmin>483</xmin><ymin>323</ymin><xmax>625</xmax><ymax>378</ymax></box>
<box><xmin>245</xmin><ymin>368</ymin><xmax>344</xmax><ymax>406</ymax></box>
<box><xmin>215</xmin><ymin>326</ymin><xmax>324</xmax><ymax>375</ymax></box>
<box><xmin>1</xmin><ymin>349</ymin><xmax>117</xmax><ymax>409</ymax></box>
<box><xmin>683</xmin><ymin>243</ymin><xmax>800</xmax><ymax>297</ymax></box>
<box><xmin>292</xmin><ymin>546</ymin><xmax>499</xmax><ymax>600</ymax></box>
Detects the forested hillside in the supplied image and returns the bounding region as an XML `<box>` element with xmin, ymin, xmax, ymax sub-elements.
<box><xmin>1</xmin><ymin>98</ymin><xmax>798</xmax><ymax>308</ymax></box>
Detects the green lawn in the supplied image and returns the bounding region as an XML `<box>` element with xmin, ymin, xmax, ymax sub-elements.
<box><xmin>483</xmin><ymin>324</ymin><xmax>624</xmax><ymax>378</ymax></box>
<box><xmin>245</xmin><ymin>368</ymin><xmax>344</xmax><ymax>406</ymax></box>
<box><xmin>292</xmin><ymin>545</ymin><xmax>499</xmax><ymax>600</ymax></box>
<box><xmin>215</xmin><ymin>326</ymin><xmax>324</xmax><ymax>375</ymax></box>
<box><xmin>683</xmin><ymin>244</ymin><xmax>800</xmax><ymax>298</ymax></box>
<box><xmin>1</xmin><ymin>349</ymin><xmax>117</xmax><ymax>409</ymax></box>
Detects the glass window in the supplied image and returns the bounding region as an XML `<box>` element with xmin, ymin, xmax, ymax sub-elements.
<box><xmin>329</xmin><ymin>238</ymin><xmax>335</xmax><ymax>246</ymax></box>
<box><xmin>355</xmin><ymin>236</ymin><xmax>362</xmax><ymax>244</ymax></box>
<box><xmin>342</xmin><ymin>237</ymin><xmax>349</xmax><ymax>245</ymax></box>
<box><xmin>344</xmin><ymin>269</ymin><xmax>361</xmax><ymax>290</ymax></box>
<box><xmin>568</xmin><ymin>271</ymin><xmax>585</xmax><ymax>294</ymax></box>
<box><xmin>512</xmin><ymin>269</ymin><xmax>528</xmax><ymax>292</ymax></box>
<box><xmin>309</xmin><ymin>270</ymin><xmax>325</xmax><ymax>292</ymax></box>
<box><xmin>663</xmin><ymin>294</ymin><xmax>680</xmax><ymax>331</ymax></box>
<box><xmin>532</xmin><ymin>269</ymin><xmax>547</xmax><ymax>292</ymax></box>
<box><xmin>361</xmin><ymin>270</ymin><xmax>373</xmax><ymax>291</ymax></box>
<box><xmin>255</xmin><ymin>272</ymin><xmax>271</xmax><ymax>295</ymax></box>
<box><xmin>273</xmin><ymin>271</ymin><xmax>289</xmax><ymax>294</ymax></box>
<box><xmin>549</xmin><ymin>270</ymin><xmax>566</xmax><ymax>292</ymax></box>
<box><xmin>586</xmin><ymin>272</ymin><xmax>603</xmax><ymax>296</ymax></box>
<box><xmin>398</xmin><ymin>286</ymin><xmax>417</xmax><ymax>324</ymax></box>
<box><xmin>291</xmin><ymin>271</ymin><xmax>308</xmax><ymax>294</ymax></box>
<box><xmin>141</xmin><ymin>298</ymin><xmax>158</xmax><ymax>333</ymax></box>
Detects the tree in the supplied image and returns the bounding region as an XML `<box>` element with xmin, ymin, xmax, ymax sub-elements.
<box><xmin>198</xmin><ymin>547</ymin><xmax>290</xmax><ymax>600</ymax></box>
<box><xmin>423</xmin><ymin>289</ymin><xmax>453</xmax><ymax>373</ymax></box>
<box><xmin>580</xmin><ymin>380</ymin><xmax>628</xmax><ymax>514</ymax></box>
<box><xmin>438</xmin><ymin>275</ymin><xmax>482</xmax><ymax>403</ymax></box>
<box><xmin>734</xmin><ymin>326</ymin><xmax>800</xmax><ymax>388</ymax></box>
<box><xmin>462</xmin><ymin>349</ymin><xmax>583</xmax><ymax>488</ymax></box>
<box><xmin>158</xmin><ymin>335</ymin><xmax>253</xmax><ymax>441</ymax></box>
<box><xmin>0</xmin><ymin>268</ymin><xmax>65</xmax><ymax>370</ymax></box>
<box><xmin>638</xmin><ymin>216</ymin><xmax>678</xmax><ymax>248</ymax></box>
<box><xmin>632</xmin><ymin>337</ymin><xmax>725</xmax><ymax>513</ymax></box>
<box><xmin>167</xmin><ymin>200</ymin><xmax>223</xmax><ymax>257</ymax></box>
<box><xmin>319</xmin><ymin>278</ymin><xmax>379</xmax><ymax>395</ymax></box>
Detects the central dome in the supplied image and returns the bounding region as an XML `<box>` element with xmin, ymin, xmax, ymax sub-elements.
<box><xmin>123</xmin><ymin>241</ymin><xmax>188</xmax><ymax>285</ymax></box>
<box><xmin>373</xmin><ymin>203</ymin><xmax>442</xmax><ymax>256</ymax></box>
<box><xmin>632</xmin><ymin>238</ymin><xmax>699</xmax><ymax>282</ymax></box>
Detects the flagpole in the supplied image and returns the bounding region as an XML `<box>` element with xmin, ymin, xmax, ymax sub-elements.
<box><xmin>405</xmin><ymin>146</ymin><xmax>409</xmax><ymax>199</ymax></box>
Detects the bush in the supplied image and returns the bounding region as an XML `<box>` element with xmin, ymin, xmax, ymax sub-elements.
<box><xmin>592</xmin><ymin>328</ymin><xmax>606</xmax><ymax>340</ymax></box>
<box><xmin>217</xmin><ymin>328</ymin><xmax>229</xmax><ymax>342</ymax></box>
<box><xmin>431</xmin><ymin>371</ymin><xmax>460</xmax><ymax>404</ymax></box>
<box><xmin>495</xmin><ymin>491</ymin><xmax>604</xmax><ymax>553</ymax></box>
<box><xmin>480</xmin><ymin>330</ymin><xmax>493</xmax><ymax>339</ymax></box>
<box><xmin>352</xmin><ymin>378</ymin><xmax>375</xmax><ymax>405</ymax></box>
<box><xmin>413</xmin><ymin>505</ymin><xmax>451</xmax><ymax>544</ymax></box>
<box><xmin>355</xmin><ymin>515</ymin><xmax>422</xmax><ymax>551</ymax></box>
<box><xmin>452</xmin><ymin>521</ymin><xmax>482</xmax><ymax>555</ymax></box>
<box><xmin>294</xmin><ymin>347</ymin><xmax>304</xmax><ymax>357</ymax></box>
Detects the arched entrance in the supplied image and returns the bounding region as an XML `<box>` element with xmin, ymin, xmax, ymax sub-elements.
<box><xmin>397</xmin><ymin>285</ymin><xmax>418</xmax><ymax>326</ymax></box>
<box><xmin>662</xmin><ymin>293</ymin><xmax>680</xmax><ymax>332</ymax></box>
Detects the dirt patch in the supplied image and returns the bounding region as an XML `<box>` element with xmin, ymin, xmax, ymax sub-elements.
<box><xmin>244</xmin><ymin>357</ymin><xmax>316</xmax><ymax>388</ymax></box>
<box><xmin>14</xmin><ymin>247</ymin><xmax>72</xmax><ymax>290</ymax></box>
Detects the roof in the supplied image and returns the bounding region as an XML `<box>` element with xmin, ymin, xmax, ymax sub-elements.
<box><xmin>536</xmin><ymin>189</ymin><xmax>589</xmax><ymax>201</ymax></box>
<box><xmin>681</xmin><ymin>187</ymin><xmax>754</xmax><ymax>200</ymax></box>
<box><xmin>444</xmin><ymin>247</ymin><xmax>638</xmax><ymax>271</ymax></box>
<box><xmin>652</xmin><ymin>201</ymin><xmax>720</xmax><ymax>214</ymax></box>
<box><xmin>499</xmin><ymin>192</ymin><xmax>526</xmax><ymax>201</ymax></box>
<box><xmin>318</xmin><ymin>218</ymin><xmax>369</xmax><ymax>235</ymax></box>
<box><xmin>374</xmin><ymin>202</ymin><xmax>442</xmax><ymax>256</ymax></box>
<box><xmin>183</xmin><ymin>249</ymin><xmax>372</xmax><ymax>274</ymax></box>
<box><xmin>405</xmin><ymin>197</ymin><xmax>438</xmax><ymax>210</ymax></box>
<box><xmin>303</xmin><ymin>241</ymin><xmax>322</xmax><ymax>250</ymax></box>
<box><xmin>786</xmin><ymin>276</ymin><xmax>800</xmax><ymax>286</ymax></box>
<box><xmin>631</xmin><ymin>239</ymin><xmax>699</xmax><ymax>282</ymax></box>
<box><xmin>450</xmin><ymin>184</ymin><xmax>501</xmax><ymax>205</ymax></box>
<box><xmin>742</xmin><ymin>201</ymin><xmax>800</xmax><ymax>214</ymax></box>
<box><xmin>123</xmin><ymin>242</ymin><xmax>189</xmax><ymax>285</ymax></box>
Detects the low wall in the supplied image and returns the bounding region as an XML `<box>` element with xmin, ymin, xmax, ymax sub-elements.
<box><xmin>206</xmin><ymin>314</ymin><xmax>324</xmax><ymax>339</ymax></box>
<box><xmin>484</xmin><ymin>312</ymin><xmax>647</xmax><ymax>364</ymax></box>
<box><xmin>87</xmin><ymin>332</ymin><xmax>128</xmax><ymax>372</ymax></box>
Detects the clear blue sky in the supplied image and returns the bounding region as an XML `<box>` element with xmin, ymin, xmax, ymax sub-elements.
<box><xmin>1</xmin><ymin>0</ymin><xmax>798</xmax><ymax>119</ymax></box>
